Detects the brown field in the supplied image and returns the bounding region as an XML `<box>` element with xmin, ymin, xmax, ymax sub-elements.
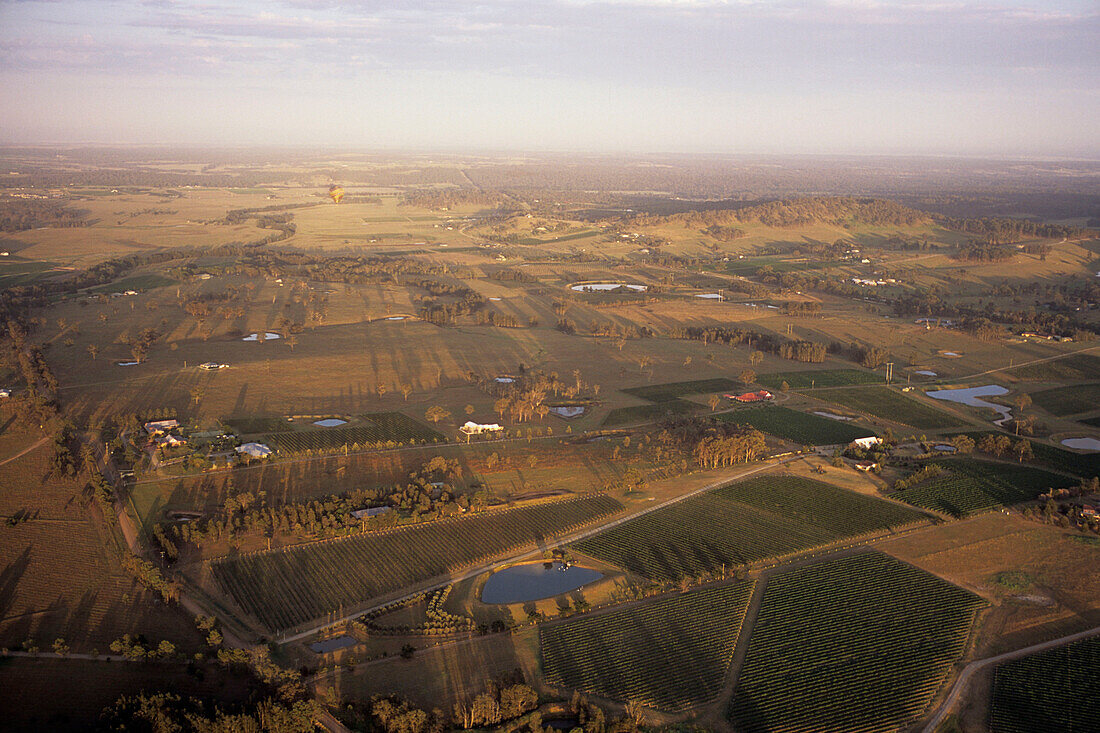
<box><xmin>875</xmin><ymin>513</ymin><xmax>1100</xmax><ymax>656</ymax></box>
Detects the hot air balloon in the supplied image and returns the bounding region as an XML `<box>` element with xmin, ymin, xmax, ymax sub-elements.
<box><xmin>328</xmin><ymin>185</ymin><xmax>345</xmax><ymax>204</ymax></box>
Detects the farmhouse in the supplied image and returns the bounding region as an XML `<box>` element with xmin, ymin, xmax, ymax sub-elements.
<box><xmin>854</xmin><ymin>461</ymin><xmax>879</xmax><ymax>472</ymax></box>
<box><xmin>199</xmin><ymin>362</ymin><xmax>228</xmax><ymax>370</ymax></box>
<box><xmin>144</xmin><ymin>419</ymin><xmax>180</xmax><ymax>435</ymax></box>
<box><xmin>726</xmin><ymin>390</ymin><xmax>774</xmax><ymax>403</ymax></box>
<box><xmin>0</xmin><ymin>388</ymin><xmax>9</xmax><ymax>398</ymax></box>
<box><xmin>850</xmin><ymin>436</ymin><xmax>883</xmax><ymax>450</ymax></box>
<box><xmin>351</xmin><ymin>506</ymin><xmax>392</xmax><ymax>520</ymax></box>
<box><xmin>154</xmin><ymin>434</ymin><xmax>186</xmax><ymax>449</ymax></box>
<box><xmin>236</xmin><ymin>442</ymin><xmax>273</xmax><ymax>459</ymax></box>
<box><xmin>460</xmin><ymin>421</ymin><xmax>504</xmax><ymax>439</ymax></box>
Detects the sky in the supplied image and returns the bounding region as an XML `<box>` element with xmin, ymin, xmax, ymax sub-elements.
<box><xmin>1</xmin><ymin>0</ymin><xmax>1097</xmax><ymax>156</ymax></box>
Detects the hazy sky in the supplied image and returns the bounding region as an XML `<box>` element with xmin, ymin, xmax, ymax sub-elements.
<box><xmin>1</xmin><ymin>0</ymin><xmax>1097</xmax><ymax>156</ymax></box>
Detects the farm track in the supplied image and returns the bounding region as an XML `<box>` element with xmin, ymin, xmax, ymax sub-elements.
<box><xmin>0</xmin><ymin>436</ymin><xmax>48</xmax><ymax>466</ymax></box>
<box><xmin>920</xmin><ymin>625</ymin><xmax>1100</xmax><ymax>733</ymax></box>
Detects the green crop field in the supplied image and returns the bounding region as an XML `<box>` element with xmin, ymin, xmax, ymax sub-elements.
<box><xmin>224</xmin><ymin>417</ymin><xmax>293</xmax><ymax>434</ymax></box>
<box><xmin>622</xmin><ymin>378</ymin><xmax>741</xmax><ymax>403</ymax></box>
<box><xmin>264</xmin><ymin>412</ymin><xmax>445</xmax><ymax>452</ymax></box>
<box><xmin>891</xmin><ymin>459</ymin><xmax>1073</xmax><ymax>518</ymax></box>
<box><xmin>756</xmin><ymin>369</ymin><xmax>881</xmax><ymax>390</ymax></box>
<box><xmin>1006</xmin><ymin>353</ymin><xmax>1100</xmax><ymax>381</ymax></box>
<box><xmin>819</xmin><ymin>386</ymin><xmax>969</xmax><ymax>429</ymax></box>
<box><xmin>540</xmin><ymin>580</ymin><xmax>755</xmax><ymax>711</ymax></box>
<box><xmin>948</xmin><ymin>431</ymin><xmax>1100</xmax><ymax>478</ymax></box>
<box><xmin>86</xmin><ymin>274</ymin><xmax>178</xmax><ymax>293</ymax></box>
<box><xmin>572</xmin><ymin>476</ymin><xmax>929</xmax><ymax>581</ymax></box>
<box><xmin>714</xmin><ymin>406</ymin><xmax>872</xmax><ymax>445</ymax></box>
<box><xmin>601</xmin><ymin>400</ymin><xmax>697</xmax><ymax>427</ymax></box>
<box><xmin>990</xmin><ymin>636</ymin><xmax>1100</xmax><ymax>733</ymax></box>
<box><xmin>211</xmin><ymin>494</ymin><xmax>623</xmax><ymax>632</ymax></box>
<box><xmin>1079</xmin><ymin>415</ymin><xmax>1100</xmax><ymax>428</ymax></box>
<box><xmin>728</xmin><ymin>552</ymin><xmax>985</xmax><ymax>733</ymax></box>
<box><xmin>1029</xmin><ymin>383</ymin><xmax>1100</xmax><ymax>416</ymax></box>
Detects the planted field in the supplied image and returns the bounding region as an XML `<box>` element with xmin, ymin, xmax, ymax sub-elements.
<box><xmin>820</xmin><ymin>386</ymin><xmax>969</xmax><ymax>430</ymax></box>
<box><xmin>715</xmin><ymin>406</ymin><xmax>871</xmax><ymax>445</ymax></box>
<box><xmin>728</xmin><ymin>552</ymin><xmax>984</xmax><ymax>733</ymax></box>
<box><xmin>540</xmin><ymin>581</ymin><xmax>755</xmax><ymax>711</ymax></box>
<box><xmin>225</xmin><ymin>416</ymin><xmax>293</xmax><ymax>434</ymax></box>
<box><xmin>1006</xmin><ymin>353</ymin><xmax>1100</xmax><ymax>381</ymax></box>
<box><xmin>601</xmin><ymin>400</ymin><xmax>696</xmax><ymax>427</ymax></box>
<box><xmin>622</xmin><ymin>378</ymin><xmax>741</xmax><ymax>403</ymax></box>
<box><xmin>1079</xmin><ymin>415</ymin><xmax>1100</xmax><ymax>428</ymax></box>
<box><xmin>990</xmin><ymin>636</ymin><xmax>1100</xmax><ymax>733</ymax></box>
<box><xmin>211</xmin><ymin>494</ymin><xmax>623</xmax><ymax>632</ymax></box>
<box><xmin>573</xmin><ymin>476</ymin><xmax>928</xmax><ymax>581</ymax></box>
<box><xmin>892</xmin><ymin>459</ymin><xmax>1074</xmax><ymax>517</ymax></box>
<box><xmin>949</xmin><ymin>431</ymin><xmax>1100</xmax><ymax>478</ymax></box>
<box><xmin>265</xmin><ymin>412</ymin><xmax>444</xmax><ymax>451</ymax></box>
<box><xmin>1029</xmin><ymin>383</ymin><xmax>1100</xmax><ymax>416</ymax></box>
<box><xmin>756</xmin><ymin>369</ymin><xmax>881</xmax><ymax>390</ymax></box>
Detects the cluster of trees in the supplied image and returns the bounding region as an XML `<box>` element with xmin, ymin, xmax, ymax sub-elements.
<box><xmin>120</xmin><ymin>552</ymin><xmax>178</xmax><ymax>602</ymax></box>
<box><xmin>777</xmin><ymin>340</ymin><xmax>827</xmax><ymax>363</ymax></box>
<box><xmin>892</xmin><ymin>464</ymin><xmax>946</xmax><ymax>491</ymax></box>
<box><xmin>489</xmin><ymin>267</ymin><xmax>539</xmax><ymax>283</ymax></box>
<box><xmin>400</xmin><ymin>190</ymin><xmax>503</xmax><ymax>209</ymax></box>
<box><xmin>658</xmin><ymin>415</ymin><xmax>767</xmax><ymax>469</ymax></box>
<box><xmin>50</xmin><ymin>423</ymin><xmax>78</xmax><ymax>477</ymax></box>
<box><xmin>975</xmin><ymin>433</ymin><xmax>1034</xmax><ymax>462</ymax></box>
<box><xmin>357</xmin><ymin>584</ymin><xmax>476</xmax><ymax>636</ymax></box>
<box><xmin>702</xmin><ymin>224</ymin><xmax>747</xmax><ymax>241</ymax></box>
<box><xmin>952</xmin><ymin>242</ymin><xmax>1016</xmax><ymax>262</ymax></box>
<box><xmin>0</xmin><ymin>199</ymin><xmax>90</xmax><ymax>232</ymax></box>
<box><xmin>626</xmin><ymin>196</ymin><xmax>932</xmax><ymax>229</ymax></box>
<box><xmin>480</xmin><ymin>368</ymin><xmax>598</xmax><ymax>423</ymax></box>
<box><xmin>475</xmin><ymin>310</ymin><xmax>529</xmax><ymax>328</ymax></box>
<box><xmin>2</xmin><ymin>318</ymin><xmax>60</xmax><ymax>425</ymax></box>
<box><xmin>100</xmin><ymin>693</ymin><xmax>320</xmax><ymax>732</ymax></box>
<box><xmin>942</xmin><ymin>216</ymin><xmax>1084</xmax><ymax>244</ymax></box>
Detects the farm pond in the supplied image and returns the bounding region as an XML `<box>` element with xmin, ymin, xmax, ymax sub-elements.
<box><xmin>481</xmin><ymin>562</ymin><xmax>602</xmax><ymax>604</ymax></box>
<box><xmin>926</xmin><ymin>384</ymin><xmax>1011</xmax><ymax>425</ymax></box>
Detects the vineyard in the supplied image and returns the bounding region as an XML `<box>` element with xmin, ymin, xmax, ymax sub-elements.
<box><xmin>947</xmin><ymin>431</ymin><xmax>1100</xmax><ymax>478</ymax></box>
<box><xmin>990</xmin><ymin>636</ymin><xmax>1100</xmax><ymax>733</ymax></box>
<box><xmin>819</xmin><ymin>386</ymin><xmax>969</xmax><ymax>429</ymax></box>
<box><xmin>1005</xmin><ymin>353</ymin><xmax>1100</xmax><ymax>381</ymax></box>
<box><xmin>728</xmin><ymin>552</ymin><xmax>985</xmax><ymax>733</ymax></box>
<box><xmin>892</xmin><ymin>458</ymin><xmax>1074</xmax><ymax>517</ymax></box>
<box><xmin>572</xmin><ymin>476</ymin><xmax>929</xmax><ymax>581</ymax></box>
<box><xmin>756</xmin><ymin>369</ymin><xmax>881</xmax><ymax>390</ymax></box>
<box><xmin>540</xmin><ymin>581</ymin><xmax>755</xmax><ymax>711</ymax></box>
<box><xmin>715</xmin><ymin>406</ymin><xmax>871</xmax><ymax>445</ymax></box>
<box><xmin>602</xmin><ymin>400</ymin><xmax>696</xmax><ymax>427</ymax></box>
<box><xmin>210</xmin><ymin>494</ymin><xmax>623</xmax><ymax>632</ymax></box>
<box><xmin>265</xmin><ymin>412</ymin><xmax>445</xmax><ymax>452</ymax></box>
<box><xmin>621</xmin><ymin>378</ymin><xmax>741</xmax><ymax>403</ymax></box>
<box><xmin>1029</xmin><ymin>383</ymin><xmax>1100</xmax><ymax>416</ymax></box>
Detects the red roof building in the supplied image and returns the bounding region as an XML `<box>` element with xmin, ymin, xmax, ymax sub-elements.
<box><xmin>727</xmin><ymin>390</ymin><xmax>774</xmax><ymax>403</ymax></box>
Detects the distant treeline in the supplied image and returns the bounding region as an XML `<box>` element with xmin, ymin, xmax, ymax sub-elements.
<box><xmin>942</xmin><ymin>216</ymin><xmax>1085</xmax><ymax>244</ymax></box>
<box><xmin>0</xmin><ymin>199</ymin><xmax>91</xmax><ymax>232</ymax></box>
<box><xmin>400</xmin><ymin>190</ymin><xmax>503</xmax><ymax>209</ymax></box>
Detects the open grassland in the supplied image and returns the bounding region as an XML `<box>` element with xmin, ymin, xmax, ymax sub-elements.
<box><xmin>1003</xmin><ymin>353</ymin><xmax>1100</xmax><ymax>381</ymax></box>
<box><xmin>0</xmin><ymin>441</ymin><xmax>204</xmax><ymax>654</ymax></box>
<box><xmin>209</xmin><ymin>494</ymin><xmax>623</xmax><ymax>632</ymax></box>
<box><xmin>715</xmin><ymin>406</ymin><xmax>872</xmax><ymax>445</ymax></box>
<box><xmin>620</xmin><ymin>378</ymin><xmax>741</xmax><ymax>403</ymax></box>
<box><xmin>572</xmin><ymin>476</ymin><xmax>929</xmax><ymax>581</ymax></box>
<box><xmin>1028</xmin><ymin>383</ymin><xmax>1100</xmax><ymax>416</ymax></box>
<box><xmin>990</xmin><ymin>636</ymin><xmax>1100</xmax><ymax>733</ymax></box>
<box><xmin>263</xmin><ymin>412</ymin><xmax>444</xmax><ymax>452</ymax></box>
<box><xmin>540</xmin><ymin>581</ymin><xmax>755</xmax><ymax>711</ymax></box>
<box><xmin>820</xmin><ymin>386</ymin><xmax>970</xmax><ymax>430</ymax></box>
<box><xmin>727</xmin><ymin>552</ymin><xmax>985</xmax><ymax>733</ymax></box>
<box><xmin>892</xmin><ymin>459</ymin><xmax>1074</xmax><ymax>518</ymax></box>
<box><xmin>756</xmin><ymin>369</ymin><xmax>881</xmax><ymax>390</ymax></box>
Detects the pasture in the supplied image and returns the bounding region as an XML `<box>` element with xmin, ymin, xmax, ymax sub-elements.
<box><xmin>891</xmin><ymin>459</ymin><xmax>1074</xmax><ymax>517</ymax></box>
<box><xmin>819</xmin><ymin>386</ymin><xmax>970</xmax><ymax>430</ymax></box>
<box><xmin>727</xmin><ymin>552</ymin><xmax>984</xmax><ymax>733</ymax></box>
<box><xmin>1028</xmin><ymin>383</ymin><xmax>1100</xmax><ymax>416</ymax></box>
<box><xmin>990</xmin><ymin>636</ymin><xmax>1100</xmax><ymax>733</ymax></box>
<box><xmin>621</xmin><ymin>377</ymin><xmax>741</xmax><ymax>403</ymax></box>
<box><xmin>756</xmin><ymin>369</ymin><xmax>881</xmax><ymax>390</ymax></box>
<box><xmin>714</xmin><ymin>406</ymin><xmax>872</xmax><ymax>445</ymax></box>
<box><xmin>540</xmin><ymin>580</ymin><xmax>755</xmax><ymax>711</ymax></box>
<box><xmin>261</xmin><ymin>412</ymin><xmax>445</xmax><ymax>452</ymax></box>
<box><xmin>572</xmin><ymin>475</ymin><xmax>929</xmax><ymax>581</ymax></box>
<box><xmin>209</xmin><ymin>494</ymin><xmax>623</xmax><ymax>632</ymax></box>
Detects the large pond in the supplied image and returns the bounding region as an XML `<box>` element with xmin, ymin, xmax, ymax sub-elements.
<box><xmin>481</xmin><ymin>562</ymin><xmax>603</xmax><ymax>604</ymax></box>
<box><xmin>1061</xmin><ymin>437</ymin><xmax>1100</xmax><ymax>452</ymax></box>
<box><xmin>570</xmin><ymin>282</ymin><xmax>647</xmax><ymax>292</ymax></box>
<box><xmin>313</xmin><ymin>418</ymin><xmax>347</xmax><ymax>427</ymax></box>
<box><xmin>926</xmin><ymin>384</ymin><xmax>1011</xmax><ymax>425</ymax></box>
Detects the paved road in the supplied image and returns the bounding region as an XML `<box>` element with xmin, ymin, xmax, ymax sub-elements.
<box><xmin>921</xmin><ymin>625</ymin><xmax>1100</xmax><ymax>733</ymax></box>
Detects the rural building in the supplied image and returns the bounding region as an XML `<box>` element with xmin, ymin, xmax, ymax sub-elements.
<box><xmin>199</xmin><ymin>362</ymin><xmax>228</xmax><ymax>370</ymax></box>
<box><xmin>236</xmin><ymin>442</ymin><xmax>273</xmax><ymax>459</ymax></box>
<box><xmin>155</xmin><ymin>434</ymin><xmax>186</xmax><ymax>449</ymax></box>
<box><xmin>144</xmin><ymin>419</ymin><xmax>180</xmax><ymax>435</ymax></box>
<box><xmin>854</xmin><ymin>461</ymin><xmax>879</xmax><ymax>472</ymax></box>
<box><xmin>850</xmin><ymin>436</ymin><xmax>883</xmax><ymax>450</ymax></box>
<box><xmin>351</xmin><ymin>506</ymin><xmax>392</xmax><ymax>520</ymax></box>
<box><xmin>726</xmin><ymin>390</ymin><xmax>774</xmax><ymax>403</ymax></box>
<box><xmin>0</xmin><ymin>388</ymin><xmax>9</xmax><ymax>398</ymax></box>
<box><xmin>460</xmin><ymin>421</ymin><xmax>504</xmax><ymax>440</ymax></box>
